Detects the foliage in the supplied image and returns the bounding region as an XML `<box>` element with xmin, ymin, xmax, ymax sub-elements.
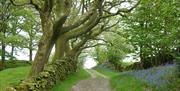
<box><xmin>0</xmin><ymin>0</ymin><xmax>39</xmax><ymax>61</ymax></box>
<box><xmin>111</xmin><ymin>32</ymin><xmax>133</xmax><ymax>61</ymax></box>
<box><xmin>93</xmin><ymin>46</ymin><xmax>107</xmax><ymax>64</ymax></box>
<box><xmin>50</xmin><ymin>68</ymin><xmax>90</xmax><ymax>91</ymax></box>
<box><xmin>95</xmin><ymin>31</ymin><xmax>134</xmax><ymax>71</ymax></box>
<box><xmin>121</xmin><ymin>0</ymin><xmax>180</xmax><ymax>67</ymax></box>
<box><xmin>92</xmin><ymin>31</ymin><xmax>133</xmax><ymax>71</ymax></box>
<box><xmin>4</xmin><ymin>60</ymin><xmax>31</xmax><ymax>69</ymax></box>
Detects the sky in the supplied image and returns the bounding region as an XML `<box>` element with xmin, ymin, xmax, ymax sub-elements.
<box><xmin>83</xmin><ymin>56</ymin><xmax>97</xmax><ymax>69</ymax></box>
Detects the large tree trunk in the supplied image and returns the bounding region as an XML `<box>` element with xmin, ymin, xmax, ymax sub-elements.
<box><xmin>29</xmin><ymin>1</ymin><xmax>70</xmax><ymax>76</ymax></box>
<box><xmin>29</xmin><ymin>13</ymin><xmax>54</xmax><ymax>76</ymax></box>
<box><xmin>52</xmin><ymin>36</ymin><xmax>67</xmax><ymax>62</ymax></box>
<box><xmin>29</xmin><ymin>34</ymin><xmax>54</xmax><ymax>76</ymax></box>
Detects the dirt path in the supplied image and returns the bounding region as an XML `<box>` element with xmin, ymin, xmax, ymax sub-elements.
<box><xmin>71</xmin><ymin>69</ymin><xmax>113</xmax><ymax>91</ymax></box>
<box><xmin>86</xmin><ymin>69</ymin><xmax>109</xmax><ymax>78</ymax></box>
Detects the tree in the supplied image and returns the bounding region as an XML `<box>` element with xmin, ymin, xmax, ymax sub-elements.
<box><xmin>0</xmin><ymin>0</ymin><xmax>11</xmax><ymax>69</ymax></box>
<box><xmin>91</xmin><ymin>29</ymin><xmax>133</xmax><ymax>71</ymax></box>
<box><xmin>122</xmin><ymin>0</ymin><xmax>180</xmax><ymax>68</ymax></box>
<box><xmin>0</xmin><ymin>0</ymin><xmax>38</xmax><ymax>71</ymax></box>
<box><xmin>9</xmin><ymin>0</ymin><xmax>140</xmax><ymax>76</ymax></box>
<box><xmin>8</xmin><ymin>6</ymin><xmax>37</xmax><ymax>61</ymax></box>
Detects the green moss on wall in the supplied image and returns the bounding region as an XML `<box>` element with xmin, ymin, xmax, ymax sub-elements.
<box><xmin>5</xmin><ymin>59</ymin><xmax>77</xmax><ymax>91</ymax></box>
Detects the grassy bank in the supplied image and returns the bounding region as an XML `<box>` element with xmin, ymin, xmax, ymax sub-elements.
<box><xmin>0</xmin><ymin>66</ymin><xmax>30</xmax><ymax>91</ymax></box>
<box><xmin>0</xmin><ymin>66</ymin><xmax>90</xmax><ymax>91</ymax></box>
<box><xmin>110</xmin><ymin>75</ymin><xmax>151</xmax><ymax>91</ymax></box>
<box><xmin>51</xmin><ymin>68</ymin><xmax>91</xmax><ymax>91</ymax></box>
<box><xmin>95</xmin><ymin>67</ymin><xmax>152</xmax><ymax>91</ymax></box>
<box><xmin>95</xmin><ymin>64</ymin><xmax>180</xmax><ymax>91</ymax></box>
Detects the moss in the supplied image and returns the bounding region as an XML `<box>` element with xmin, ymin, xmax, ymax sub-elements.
<box><xmin>5</xmin><ymin>59</ymin><xmax>77</xmax><ymax>91</ymax></box>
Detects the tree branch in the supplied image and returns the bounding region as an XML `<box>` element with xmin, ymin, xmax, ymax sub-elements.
<box><xmin>101</xmin><ymin>11</ymin><xmax>126</xmax><ymax>19</ymax></box>
<box><xmin>90</xmin><ymin>38</ymin><xmax>108</xmax><ymax>44</ymax></box>
<box><xmin>30</xmin><ymin>0</ymin><xmax>41</xmax><ymax>10</ymax></box>
<box><xmin>61</xmin><ymin>11</ymin><xmax>94</xmax><ymax>34</ymax></box>
<box><xmin>10</xmin><ymin>0</ymin><xmax>30</xmax><ymax>6</ymax></box>
<box><xmin>43</xmin><ymin>0</ymin><xmax>54</xmax><ymax>13</ymax></box>
<box><xmin>65</xmin><ymin>12</ymin><xmax>101</xmax><ymax>39</ymax></box>
<box><xmin>10</xmin><ymin>0</ymin><xmax>41</xmax><ymax>10</ymax></box>
<box><xmin>101</xmin><ymin>0</ymin><xmax>141</xmax><ymax>18</ymax></box>
<box><xmin>80</xmin><ymin>43</ymin><xmax>106</xmax><ymax>50</ymax></box>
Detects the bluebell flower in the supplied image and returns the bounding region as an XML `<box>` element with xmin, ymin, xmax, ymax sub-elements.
<box><xmin>119</xmin><ymin>64</ymin><xmax>177</xmax><ymax>89</ymax></box>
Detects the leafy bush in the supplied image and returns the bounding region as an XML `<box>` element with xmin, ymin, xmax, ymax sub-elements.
<box><xmin>5</xmin><ymin>60</ymin><xmax>31</xmax><ymax>69</ymax></box>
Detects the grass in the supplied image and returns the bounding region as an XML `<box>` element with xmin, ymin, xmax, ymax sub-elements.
<box><xmin>95</xmin><ymin>64</ymin><xmax>180</xmax><ymax>91</ymax></box>
<box><xmin>95</xmin><ymin>67</ymin><xmax>152</xmax><ymax>91</ymax></box>
<box><xmin>51</xmin><ymin>68</ymin><xmax>91</xmax><ymax>91</ymax></box>
<box><xmin>0</xmin><ymin>66</ymin><xmax>30</xmax><ymax>91</ymax></box>
<box><xmin>110</xmin><ymin>75</ymin><xmax>152</xmax><ymax>91</ymax></box>
<box><xmin>0</xmin><ymin>66</ymin><xmax>90</xmax><ymax>91</ymax></box>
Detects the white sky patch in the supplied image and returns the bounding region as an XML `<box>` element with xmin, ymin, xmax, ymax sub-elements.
<box><xmin>120</xmin><ymin>2</ymin><xmax>131</xmax><ymax>9</ymax></box>
<box><xmin>15</xmin><ymin>48</ymin><xmax>30</xmax><ymax>61</ymax></box>
<box><xmin>110</xmin><ymin>7</ymin><xmax>118</xmax><ymax>13</ymax></box>
<box><xmin>19</xmin><ymin>30</ymin><xmax>29</xmax><ymax>38</ymax></box>
<box><xmin>5</xmin><ymin>46</ymin><xmax>35</xmax><ymax>61</ymax></box>
<box><xmin>122</xmin><ymin>53</ymin><xmax>140</xmax><ymax>62</ymax></box>
<box><xmin>83</xmin><ymin>56</ymin><xmax>97</xmax><ymax>69</ymax></box>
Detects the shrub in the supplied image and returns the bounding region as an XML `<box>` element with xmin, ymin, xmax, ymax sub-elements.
<box><xmin>5</xmin><ymin>61</ymin><xmax>31</xmax><ymax>69</ymax></box>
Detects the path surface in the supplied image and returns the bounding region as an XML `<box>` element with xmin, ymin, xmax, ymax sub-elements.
<box><xmin>71</xmin><ymin>69</ymin><xmax>113</xmax><ymax>91</ymax></box>
<box><xmin>86</xmin><ymin>69</ymin><xmax>109</xmax><ymax>78</ymax></box>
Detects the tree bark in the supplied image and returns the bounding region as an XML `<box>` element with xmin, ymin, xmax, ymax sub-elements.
<box><xmin>29</xmin><ymin>33</ymin><xmax>33</xmax><ymax>61</ymax></box>
<box><xmin>10</xmin><ymin>45</ymin><xmax>14</xmax><ymax>61</ymax></box>
<box><xmin>29</xmin><ymin>13</ymin><xmax>54</xmax><ymax>76</ymax></box>
<box><xmin>29</xmin><ymin>0</ymin><xmax>70</xmax><ymax>76</ymax></box>
<box><xmin>1</xmin><ymin>42</ymin><xmax>5</xmax><ymax>68</ymax></box>
<box><xmin>29</xmin><ymin>48</ymin><xmax>32</xmax><ymax>62</ymax></box>
<box><xmin>52</xmin><ymin>36</ymin><xmax>67</xmax><ymax>62</ymax></box>
<box><xmin>29</xmin><ymin>34</ymin><xmax>54</xmax><ymax>76</ymax></box>
<box><xmin>1</xmin><ymin>28</ymin><xmax>6</xmax><ymax>69</ymax></box>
